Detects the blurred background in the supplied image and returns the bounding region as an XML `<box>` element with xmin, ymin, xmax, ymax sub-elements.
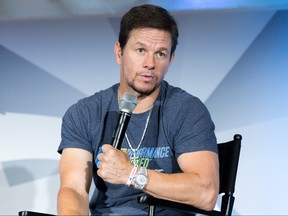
<box><xmin>1</xmin><ymin>0</ymin><xmax>288</xmax><ymax>215</ymax></box>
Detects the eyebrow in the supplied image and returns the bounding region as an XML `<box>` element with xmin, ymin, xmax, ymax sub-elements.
<box><xmin>135</xmin><ymin>41</ymin><xmax>169</xmax><ymax>52</ymax></box>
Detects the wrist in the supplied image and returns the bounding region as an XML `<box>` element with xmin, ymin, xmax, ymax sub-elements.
<box><xmin>133</xmin><ymin>166</ymin><xmax>149</xmax><ymax>190</ymax></box>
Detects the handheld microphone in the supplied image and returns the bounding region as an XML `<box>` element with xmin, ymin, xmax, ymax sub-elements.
<box><xmin>112</xmin><ymin>92</ymin><xmax>137</xmax><ymax>149</ymax></box>
<box><xmin>95</xmin><ymin>92</ymin><xmax>137</xmax><ymax>167</ymax></box>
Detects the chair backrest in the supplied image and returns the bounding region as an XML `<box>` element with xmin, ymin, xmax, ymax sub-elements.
<box><xmin>218</xmin><ymin>134</ymin><xmax>242</xmax><ymax>215</ymax></box>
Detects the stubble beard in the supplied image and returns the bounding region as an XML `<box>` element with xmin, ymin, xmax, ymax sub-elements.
<box><xmin>127</xmin><ymin>77</ymin><xmax>160</xmax><ymax>97</ymax></box>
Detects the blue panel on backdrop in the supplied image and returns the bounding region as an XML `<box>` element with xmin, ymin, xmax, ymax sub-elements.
<box><xmin>206</xmin><ymin>11</ymin><xmax>288</xmax><ymax>131</ymax></box>
<box><xmin>146</xmin><ymin>0</ymin><xmax>288</xmax><ymax>11</ymax></box>
<box><xmin>0</xmin><ymin>45</ymin><xmax>86</xmax><ymax>117</ymax></box>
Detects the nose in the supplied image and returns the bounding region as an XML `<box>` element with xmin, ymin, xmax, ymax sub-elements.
<box><xmin>143</xmin><ymin>53</ymin><xmax>155</xmax><ymax>70</ymax></box>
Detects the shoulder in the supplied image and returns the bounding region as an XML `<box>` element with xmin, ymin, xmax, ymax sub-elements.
<box><xmin>79</xmin><ymin>84</ymin><xmax>117</xmax><ymax>107</ymax></box>
<box><xmin>63</xmin><ymin>84</ymin><xmax>118</xmax><ymax>120</ymax></box>
<box><xmin>160</xmin><ymin>81</ymin><xmax>205</xmax><ymax>112</ymax></box>
<box><xmin>159</xmin><ymin>81</ymin><xmax>213</xmax><ymax>129</ymax></box>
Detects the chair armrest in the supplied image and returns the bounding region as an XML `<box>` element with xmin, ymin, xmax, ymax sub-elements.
<box><xmin>137</xmin><ymin>195</ymin><xmax>224</xmax><ymax>216</ymax></box>
<box><xmin>18</xmin><ymin>211</ymin><xmax>55</xmax><ymax>216</ymax></box>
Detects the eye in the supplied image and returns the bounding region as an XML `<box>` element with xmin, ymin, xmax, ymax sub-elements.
<box><xmin>136</xmin><ymin>48</ymin><xmax>145</xmax><ymax>54</ymax></box>
<box><xmin>156</xmin><ymin>51</ymin><xmax>166</xmax><ymax>58</ymax></box>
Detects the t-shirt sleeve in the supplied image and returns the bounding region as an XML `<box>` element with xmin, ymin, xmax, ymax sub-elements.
<box><xmin>58</xmin><ymin>101</ymin><xmax>94</xmax><ymax>154</ymax></box>
<box><xmin>172</xmin><ymin>97</ymin><xmax>217</xmax><ymax>158</ymax></box>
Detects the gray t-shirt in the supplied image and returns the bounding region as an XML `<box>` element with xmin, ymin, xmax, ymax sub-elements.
<box><xmin>58</xmin><ymin>80</ymin><xmax>217</xmax><ymax>215</ymax></box>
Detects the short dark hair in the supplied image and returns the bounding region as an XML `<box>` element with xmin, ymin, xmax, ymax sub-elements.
<box><xmin>118</xmin><ymin>4</ymin><xmax>179</xmax><ymax>55</ymax></box>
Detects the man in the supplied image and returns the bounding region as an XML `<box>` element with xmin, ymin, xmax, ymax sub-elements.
<box><xmin>57</xmin><ymin>4</ymin><xmax>219</xmax><ymax>216</ymax></box>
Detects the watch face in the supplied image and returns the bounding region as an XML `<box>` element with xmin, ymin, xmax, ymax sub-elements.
<box><xmin>135</xmin><ymin>174</ymin><xmax>148</xmax><ymax>185</ymax></box>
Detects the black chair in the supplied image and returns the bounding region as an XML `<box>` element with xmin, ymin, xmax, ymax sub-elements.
<box><xmin>137</xmin><ymin>134</ymin><xmax>242</xmax><ymax>216</ymax></box>
<box><xmin>18</xmin><ymin>211</ymin><xmax>55</xmax><ymax>216</ymax></box>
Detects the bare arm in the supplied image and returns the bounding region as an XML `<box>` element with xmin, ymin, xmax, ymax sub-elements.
<box><xmin>97</xmin><ymin>144</ymin><xmax>219</xmax><ymax>211</ymax></box>
<box><xmin>143</xmin><ymin>151</ymin><xmax>219</xmax><ymax>211</ymax></box>
<box><xmin>57</xmin><ymin>148</ymin><xmax>93</xmax><ymax>215</ymax></box>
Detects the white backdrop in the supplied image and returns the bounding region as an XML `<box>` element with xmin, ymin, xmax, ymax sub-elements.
<box><xmin>1</xmin><ymin>8</ymin><xmax>288</xmax><ymax>215</ymax></box>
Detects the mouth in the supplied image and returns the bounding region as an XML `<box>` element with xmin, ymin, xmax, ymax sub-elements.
<box><xmin>138</xmin><ymin>72</ymin><xmax>155</xmax><ymax>82</ymax></box>
<box><xmin>140</xmin><ymin>74</ymin><xmax>154</xmax><ymax>82</ymax></box>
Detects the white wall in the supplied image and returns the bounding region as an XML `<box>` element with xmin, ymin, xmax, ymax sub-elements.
<box><xmin>1</xmin><ymin>9</ymin><xmax>288</xmax><ymax>215</ymax></box>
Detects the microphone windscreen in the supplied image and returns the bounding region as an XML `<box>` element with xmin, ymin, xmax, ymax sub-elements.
<box><xmin>119</xmin><ymin>92</ymin><xmax>137</xmax><ymax>113</ymax></box>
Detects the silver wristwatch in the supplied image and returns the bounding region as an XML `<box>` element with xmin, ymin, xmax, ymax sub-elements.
<box><xmin>134</xmin><ymin>167</ymin><xmax>148</xmax><ymax>190</ymax></box>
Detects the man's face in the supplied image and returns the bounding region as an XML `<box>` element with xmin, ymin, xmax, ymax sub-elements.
<box><xmin>115</xmin><ymin>28</ymin><xmax>174</xmax><ymax>97</ymax></box>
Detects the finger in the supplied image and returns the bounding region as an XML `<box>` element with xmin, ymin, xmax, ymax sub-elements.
<box><xmin>95</xmin><ymin>146</ymin><xmax>105</xmax><ymax>168</ymax></box>
<box><xmin>97</xmin><ymin>167</ymin><xmax>104</xmax><ymax>178</ymax></box>
<box><xmin>102</xmin><ymin>144</ymin><xmax>114</xmax><ymax>150</ymax></box>
<box><xmin>101</xmin><ymin>144</ymin><xmax>113</xmax><ymax>152</ymax></box>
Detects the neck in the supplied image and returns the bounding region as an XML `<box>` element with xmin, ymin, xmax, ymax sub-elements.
<box><xmin>133</xmin><ymin>100</ymin><xmax>154</xmax><ymax>113</ymax></box>
<box><xmin>118</xmin><ymin>86</ymin><xmax>159</xmax><ymax>114</ymax></box>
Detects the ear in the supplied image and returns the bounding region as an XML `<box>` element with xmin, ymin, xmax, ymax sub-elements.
<box><xmin>169</xmin><ymin>53</ymin><xmax>175</xmax><ymax>65</ymax></box>
<box><xmin>114</xmin><ymin>42</ymin><xmax>122</xmax><ymax>65</ymax></box>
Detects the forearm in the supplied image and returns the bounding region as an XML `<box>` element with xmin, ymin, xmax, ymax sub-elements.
<box><xmin>142</xmin><ymin>169</ymin><xmax>218</xmax><ymax>211</ymax></box>
<box><xmin>57</xmin><ymin>186</ymin><xmax>90</xmax><ymax>215</ymax></box>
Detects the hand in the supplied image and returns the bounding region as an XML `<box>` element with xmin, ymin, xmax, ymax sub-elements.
<box><xmin>97</xmin><ymin>144</ymin><xmax>133</xmax><ymax>184</ymax></box>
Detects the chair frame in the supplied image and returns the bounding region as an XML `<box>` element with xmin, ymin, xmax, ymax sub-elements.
<box><xmin>137</xmin><ymin>134</ymin><xmax>242</xmax><ymax>216</ymax></box>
